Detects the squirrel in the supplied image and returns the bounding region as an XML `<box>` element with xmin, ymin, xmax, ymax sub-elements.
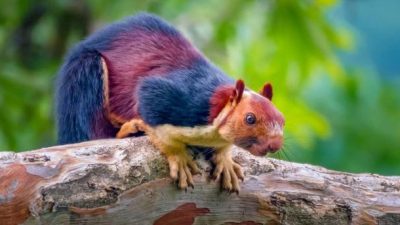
<box><xmin>56</xmin><ymin>13</ymin><xmax>285</xmax><ymax>192</ymax></box>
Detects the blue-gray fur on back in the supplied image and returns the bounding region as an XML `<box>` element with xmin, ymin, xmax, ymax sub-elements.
<box><xmin>138</xmin><ymin>59</ymin><xmax>233</xmax><ymax>127</ymax></box>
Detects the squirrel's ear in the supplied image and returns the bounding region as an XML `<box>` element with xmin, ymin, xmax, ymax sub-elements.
<box><xmin>230</xmin><ymin>79</ymin><xmax>245</xmax><ymax>104</ymax></box>
<box><xmin>260</xmin><ymin>82</ymin><xmax>273</xmax><ymax>100</ymax></box>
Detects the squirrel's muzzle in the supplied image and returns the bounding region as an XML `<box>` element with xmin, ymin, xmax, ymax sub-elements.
<box><xmin>246</xmin><ymin>134</ymin><xmax>283</xmax><ymax>156</ymax></box>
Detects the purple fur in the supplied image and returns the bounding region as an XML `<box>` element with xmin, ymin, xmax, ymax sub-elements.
<box><xmin>56</xmin><ymin>13</ymin><xmax>232</xmax><ymax>144</ymax></box>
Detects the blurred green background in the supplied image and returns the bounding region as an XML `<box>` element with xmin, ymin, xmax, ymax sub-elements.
<box><xmin>0</xmin><ymin>0</ymin><xmax>399</xmax><ymax>175</ymax></box>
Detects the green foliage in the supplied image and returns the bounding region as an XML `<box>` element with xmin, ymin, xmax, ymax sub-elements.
<box><xmin>0</xmin><ymin>0</ymin><xmax>399</xmax><ymax>174</ymax></box>
<box><xmin>302</xmin><ymin>72</ymin><xmax>400</xmax><ymax>174</ymax></box>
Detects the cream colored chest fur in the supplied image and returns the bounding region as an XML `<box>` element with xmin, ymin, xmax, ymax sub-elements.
<box><xmin>152</xmin><ymin>124</ymin><xmax>230</xmax><ymax>148</ymax></box>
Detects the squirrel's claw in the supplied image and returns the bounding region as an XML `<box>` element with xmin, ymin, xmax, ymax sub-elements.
<box><xmin>187</xmin><ymin>159</ymin><xmax>201</xmax><ymax>175</ymax></box>
<box><xmin>167</xmin><ymin>154</ymin><xmax>199</xmax><ymax>189</ymax></box>
<box><xmin>212</xmin><ymin>156</ymin><xmax>243</xmax><ymax>193</ymax></box>
<box><xmin>233</xmin><ymin>161</ymin><xmax>245</xmax><ymax>181</ymax></box>
<box><xmin>212</xmin><ymin>163</ymin><xmax>223</xmax><ymax>181</ymax></box>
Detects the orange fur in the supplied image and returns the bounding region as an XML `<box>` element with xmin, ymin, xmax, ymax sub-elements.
<box><xmin>217</xmin><ymin>85</ymin><xmax>284</xmax><ymax>156</ymax></box>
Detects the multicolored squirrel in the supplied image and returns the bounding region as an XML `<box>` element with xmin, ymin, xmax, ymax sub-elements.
<box><xmin>56</xmin><ymin>13</ymin><xmax>285</xmax><ymax>192</ymax></box>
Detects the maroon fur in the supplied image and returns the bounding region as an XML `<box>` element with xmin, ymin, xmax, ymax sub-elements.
<box><xmin>260</xmin><ymin>83</ymin><xmax>273</xmax><ymax>100</ymax></box>
<box><xmin>208</xmin><ymin>85</ymin><xmax>234</xmax><ymax>123</ymax></box>
<box><xmin>101</xmin><ymin>29</ymin><xmax>202</xmax><ymax>121</ymax></box>
<box><xmin>208</xmin><ymin>80</ymin><xmax>245</xmax><ymax>123</ymax></box>
<box><xmin>233</xmin><ymin>79</ymin><xmax>245</xmax><ymax>103</ymax></box>
<box><xmin>91</xmin><ymin>111</ymin><xmax>119</xmax><ymax>139</ymax></box>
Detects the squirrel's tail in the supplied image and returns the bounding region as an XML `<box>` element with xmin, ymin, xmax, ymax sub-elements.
<box><xmin>55</xmin><ymin>47</ymin><xmax>107</xmax><ymax>144</ymax></box>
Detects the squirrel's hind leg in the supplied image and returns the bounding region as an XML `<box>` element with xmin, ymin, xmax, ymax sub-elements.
<box><xmin>116</xmin><ymin>119</ymin><xmax>148</xmax><ymax>138</ymax></box>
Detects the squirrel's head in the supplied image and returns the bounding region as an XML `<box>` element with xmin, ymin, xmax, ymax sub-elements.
<box><xmin>209</xmin><ymin>80</ymin><xmax>285</xmax><ymax>156</ymax></box>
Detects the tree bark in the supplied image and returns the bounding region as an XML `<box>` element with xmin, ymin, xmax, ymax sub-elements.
<box><xmin>0</xmin><ymin>137</ymin><xmax>399</xmax><ymax>225</ymax></box>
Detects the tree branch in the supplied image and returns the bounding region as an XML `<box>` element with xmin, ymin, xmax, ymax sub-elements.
<box><xmin>0</xmin><ymin>137</ymin><xmax>399</xmax><ymax>225</ymax></box>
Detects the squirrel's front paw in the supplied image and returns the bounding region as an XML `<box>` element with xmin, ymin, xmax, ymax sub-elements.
<box><xmin>167</xmin><ymin>154</ymin><xmax>200</xmax><ymax>189</ymax></box>
<box><xmin>212</xmin><ymin>156</ymin><xmax>244</xmax><ymax>193</ymax></box>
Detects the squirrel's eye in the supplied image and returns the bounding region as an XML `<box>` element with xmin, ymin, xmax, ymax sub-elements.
<box><xmin>245</xmin><ymin>113</ymin><xmax>256</xmax><ymax>125</ymax></box>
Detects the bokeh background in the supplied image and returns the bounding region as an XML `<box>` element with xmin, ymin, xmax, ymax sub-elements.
<box><xmin>0</xmin><ymin>0</ymin><xmax>399</xmax><ymax>175</ymax></box>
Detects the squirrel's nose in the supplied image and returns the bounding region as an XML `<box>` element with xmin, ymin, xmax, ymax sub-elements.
<box><xmin>267</xmin><ymin>143</ymin><xmax>280</xmax><ymax>153</ymax></box>
<box><xmin>266</xmin><ymin>137</ymin><xmax>283</xmax><ymax>153</ymax></box>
